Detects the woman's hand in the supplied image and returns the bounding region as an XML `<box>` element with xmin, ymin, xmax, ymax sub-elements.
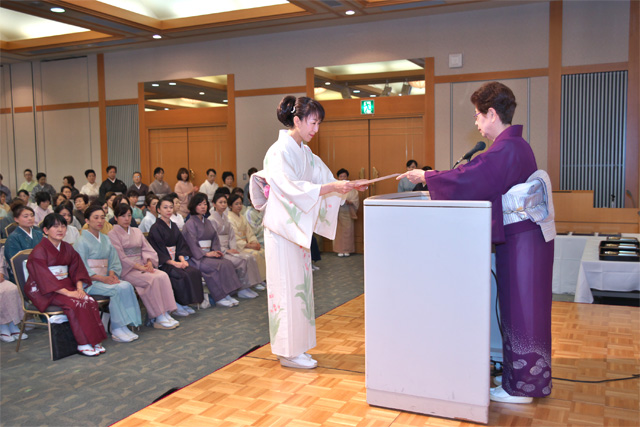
<box><xmin>144</xmin><ymin>260</ymin><xmax>155</xmax><ymax>273</ymax></box>
<box><xmin>227</xmin><ymin>249</ymin><xmax>239</xmax><ymax>254</ymax></box>
<box><xmin>206</xmin><ymin>250</ymin><xmax>223</xmax><ymax>258</ymax></box>
<box><xmin>320</xmin><ymin>180</ymin><xmax>368</xmax><ymax>195</ymax></box>
<box><xmin>397</xmin><ymin>169</ymin><xmax>432</xmax><ymax>185</ymax></box>
<box><xmin>246</xmin><ymin>242</ymin><xmax>261</xmax><ymax>251</ymax></box>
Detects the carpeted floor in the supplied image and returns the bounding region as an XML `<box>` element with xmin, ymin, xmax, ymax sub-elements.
<box><xmin>0</xmin><ymin>253</ymin><xmax>364</xmax><ymax>427</ymax></box>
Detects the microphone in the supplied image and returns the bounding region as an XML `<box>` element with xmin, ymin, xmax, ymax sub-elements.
<box><xmin>453</xmin><ymin>141</ymin><xmax>486</xmax><ymax>169</ymax></box>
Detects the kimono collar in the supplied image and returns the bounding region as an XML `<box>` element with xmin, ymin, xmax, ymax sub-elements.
<box><xmin>108</xmin><ymin>178</ymin><xmax>116</xmax><ymax>183</ymax></box>
<box><xmin>88</xmin><ymin>230</ymin><xmax>101</xmax><ymax>243</ymax></box>
<box><xmin>54</xmin><ymin>241</ymin><xmax>62</xmax><ymax>251</ymax></box>
<box><xmin>494</xmin><ymin>125</ymin><xmax>523</xmax><ymax>144</ymax></box>
<box><xmin>19</xmin><ymin>226</ymin><xmax>33</xmax><ymax>239</ymax></box>
<box><xmin>280</xmin><ymin>129</ymin><xmax>305</xmax><ymax>151</ymax></box>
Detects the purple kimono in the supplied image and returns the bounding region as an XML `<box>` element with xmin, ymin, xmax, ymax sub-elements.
<box><xmin>426</xmin><ymin>125</ymin><xmax>553</xmax><ymax>398</ymax></box>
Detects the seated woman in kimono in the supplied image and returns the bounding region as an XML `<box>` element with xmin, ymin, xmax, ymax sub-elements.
<box><xmin>26</xmin><ymin>213</ymin><xmax>107</xmax><ymax>357</ymax></box>
<box><xmin>182</xmin><ymin>193</ymin><xmax>244</xmax><ymax>308</ymax></box>
<box><xmin>244</xmin><ymin>192</ymin><xmax>265</xmax><ymax>247</ymax></box>
<box><xmin>227</xmin><ymin>194</ymin><xmax>266</xmax><ymax>282</ymax></box>
<box><xmin>81</xmin><ymin>200</ymin><xmax>113</xmax><ymax>235</ymax></box>
<box><xmin>139</xmin><ymin>194</ymin><xmax>159</xmax><ymax>233</ymax></box>
<box><xmin>126</xmin><ymin>190</ymin><xmax>144</xmax><ymax>225</ymax></box>
<box><xmin>148</xmin><ymin>196</ymin><xmax>203</xmax><ymax>316</ymax></box>
<box><xmin>105</xmin><ymin>192</ymin><xmax>117</xmax><ymax>221</ymax></box>
<box><xmin>74</xmin><ymin>204</ymin><xmax>142</xmax><ymax>342</ymax></box>
<box><xmin>0</xmin><ymin>246</ymin><xmax>27</xmax><ymax>343</ymax></box>
<box><xmin>168</xmin><ymin>193</ymin><xmax>185</xmax><ymax>230</ymax></box>
<box><xmin>210</xmin><ymin>193</ymin><xmax>263</xmax><ymax>297</ymax></box>
<box><xmin>55</xmin><ymin>202</ymin><xmax>80</xmax><ymax>244</ymax></box>
<box><xmin>174</xmin><ymin>168</ymin><xmax>198</xmax><ymax>218</ymax></box>
<box><xmin>108</xmin><ymin>195</ymin><xmax>138</xmax><ymax>228</ymax></box>
<box><xmin>333</xmin><ymin>168</ymin><xmax>359</xmax><ymax>257</ymax></box>
<box><xmin>33</xmin><ymin>191</ymin><xmax>53</xmax><ymax>225</ymax></box>
<box><xmin>4</xmin><ymin>205</ymin><xmax>44</xmax><ymax>281</ymax></box>
<box><xmin>73</xmin><ymin>194</ymin><xmax>89</xmax><ymax>225</ymax></box>
<box><xmin>108</xmin><ymin>204</ymin><xmax>179</xmax><ymax>330</ymax></box>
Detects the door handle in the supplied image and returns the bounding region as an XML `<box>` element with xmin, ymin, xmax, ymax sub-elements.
<box><xmin>359</xmin><ymin>167</ymin><xmax>365</xmax><ymax>179</ymax></box>
<box><xmin>189</xmin><ymin>169</ymin><xmax>195</xmax><ymax>180</ymax></box>
<box><xmin>371</xmin><ymin>167</ymin><xmax>379</xmax><ymax>195</ymax></box>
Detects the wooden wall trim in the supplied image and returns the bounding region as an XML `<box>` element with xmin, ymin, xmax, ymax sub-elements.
<box><xmin>13</xmin><ymin>106</ymin><xmax>33</xmax><ymax>113</ymax></box>
<box><xmin>321</xmin><ymin>95</ymin><xmax>424</xmax><ymax>120</ymax></box>
<box><xmin>97</xmin><ymin>53</ymin><xmax>109</xmax><ymax>180</ymax></box>
<box><xmin>306</xmin><ymin>67</ymin><xmax>314</xmax><ymax>98</ymax></box>
<box><xmin>0</xmin><ymin>108</ymin><xmax>10</xmax><ymax>114</ymax></box>
<box><xmin>562</xmin><ymin>62</ymin><xmax>628</xmax><ymax>75</ymax></box>
<box><xmin>235</xmin><ymin>86</ymin><xmax>306</xmax><ymax>97</ymax></box>
<box><xmin>626</xmin><ymin>0</ymin><xmax>639</xmax><ymax>211</ymax></box>
<box><xmin>144</xmin><ymin>107</ymin><xmax>228</xmax><ymax>129</ymax></box>
<box><xmin>434</xmin><ymin>68</ymin><xmax>548</xmax><ymax>84</ymax></box>
<box><xmin>227</xmin><ymin>74</ymin><xmax>237</xmax><ymax>182</ymax></box>
<box><xmin>424</xmin><ymin>57</ymin><xmax>435</xmax><ymax>168</ymax></box>
<box><xmin>105</xmin><ymin>98</ymin><xmax>138</xmax><ymax>106</ymax></box>
<box><xmin>138</xmin><ymin>82</ymin><xmax>150</xmax><ymax>182</ymax></box>
<box><xmin>36</xmin><ymin>101</ymin><xmax>99</xmax><ymax>112</ymax></box>
<box><xmin>547</xmin><ymin>0</ymin><xmax>563</xmax><ymax>189</ymax></box>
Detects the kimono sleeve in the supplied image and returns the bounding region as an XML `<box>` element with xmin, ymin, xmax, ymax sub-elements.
<box><xmin>65</xmin><ymin>243</ymin><xmax>91</xmax><ymax>286</ymax></box>
<box><xmin>73</xmin><ymin>236</ymin><xmax>95</xmax><ymax>276</ymax></box>
<box><xmin>109</xmin><ymin>228</ymin><xmax>135</xmax><ymax>276</ymax></box>
<box><xmin>147</xmin><ymin>223</ymin><xmax>171</xmax><ymax>265</ymax></box>
<box><xmin>175</xmin><ymin>228</ymin><xmax>193</xmax><ymax>259</ymax></box>
<box><xmin>139</xmin><ymin>229</ymin><xmax>159</xmax><ymax>267</ymax></box>
<box><xmin>182</xmin><ymin>220</ymin><xmax>205</xmax><ymax>261</ymax></box>
<box><xmin>104</xmin><ymin>235</ymin><xmax>123</xmax><ymax>276</ymax></box>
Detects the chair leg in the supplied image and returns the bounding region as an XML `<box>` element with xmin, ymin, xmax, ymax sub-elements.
<box><xmin>47</xmin><ymin>318</ymin><xmax>54</xmax><ymax>361</ymax></box>
<box><xmin>14</xmin><ymin>314</ymin><xmax>27</xmax><ymax>353</ymax></box>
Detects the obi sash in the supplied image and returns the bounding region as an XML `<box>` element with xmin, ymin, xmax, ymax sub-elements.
<box><xmin>88</xmin><ymin>258</ymin><xmax>108</xmax><ymax>276</ymax></box>
<box><xmin>167</xmin><ymin>246</ymin><xmax>176</xmax><ymax>261</ymax></box>
<box><xmin>123</xmin><ymin>246</ymin><xmax>142</xmax><ymax>258</ymax></box>
<box><xmin>198</xmin><ymin>240</ymin><xmax>211</xmax><ymax>252</ymax></box>
<box><xmin>48</xmin><ymin>265</ymin><xmax>69</xmax><ymax>281</ymax></box>
<box><xmin>502</xmin><ymin>170</ymin><xmax>556</xmax><ymax>242</ymax></box>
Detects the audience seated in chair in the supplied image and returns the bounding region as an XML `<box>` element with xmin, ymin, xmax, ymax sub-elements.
<box><xmin>0</xmin><ymin>246</ymin><xmax>28</xmax><ymax>343</ymax></box>
<box><xmin>139</xmin><ymin>194</ymin><xmax>159</xmax><ymax>233</ymax></box>
<box><xmin>182</xmin><ymin>193</ymin><xmax>244</xmax><ymax>308</ymax></box>
<box><xmin>108</xmin><ymin>203</ymin><xmax>180</xmax><ymax>330</ymax></box>
<box><xmin>32</xmin><ymin>191</ymin><xmax>53</xmax><ymax>225</ymax></box>
<box><xmin>73</xmin><ymin>204</ymin><xmax>142</xmax><ymax>343</ymax></box>
<box><xmin>227</xmin><ymin>194</ymin><xmax>266</xmax><ymax>282</ymax></box>
<box><xmin>147</xmin><ymin>196</ymin><xmax>203</xmax><ymax>315</ymax></box>
<box><xmin>55</xmin><ymin>203</ymin><xmax>80</xmax><ymax>245</ymax></box>
<box><xmin>25</xmin><ymin>213</ymin><xmax>107</xmax><ymax>357</ymax></box>
<box><xmin>4</xmin><ymin>205</ymin><xmax>43</xmax><ymax>281</ymax></box>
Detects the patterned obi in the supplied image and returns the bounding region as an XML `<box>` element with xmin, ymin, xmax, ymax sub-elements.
<box><xmin>48</xmin><ymin>265</ymin><xmax>69</xmax><ymax>281</ymax></box>
<box><xmin>123</xmin><ymin>246</ymin><xmax>142</xmax><ymax>258</ymax></box>
<box><xmin>502</xmin><ymin>179</ymin><xmax>549</xmax><ymax>226</ymax></box>
<box><xmin>88</xmin><ymin>258</ymin><xmax>108</xmax><ymax>276</ymax></box>
<box><xmin>199</xmin><ymin>240</ymin><xmax>212</xmax><ymax>252</ymax></box>
<box><xmin>167</xmin><ymin>246</ymin><xmax>176</xmax><ymax>261</ymax></box>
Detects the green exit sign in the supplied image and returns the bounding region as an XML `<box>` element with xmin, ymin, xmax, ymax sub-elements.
<box><xmin>361</xmin><ymin>100</ymin><xmax>374</xmax><ymax>115</ymax></box>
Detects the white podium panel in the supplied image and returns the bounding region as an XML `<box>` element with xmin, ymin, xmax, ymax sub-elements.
<box><xmin>364</xmin><ymin>192</ymin><xmax>492</xmax><ymax>424</ymax></box>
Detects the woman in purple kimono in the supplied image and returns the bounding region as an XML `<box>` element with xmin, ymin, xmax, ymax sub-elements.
<box><xmin>182</xmin><ymin>193</ymin><xmax>244</xmax><ymax>308</ymax></box>
<box><xmin>399</xmin><ymin>82</ymin><xmax>553</xmax><ymax>404</ymax></box>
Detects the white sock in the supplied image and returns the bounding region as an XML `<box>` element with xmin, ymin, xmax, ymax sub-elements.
<box><xmin>8</xmin><ymin>322</ymin><xmax>20</xmax><ymax>334</ymax></box>
<box><xmin>78</xmin><ymin>344</ymin><xmax>93</xmax><ymax>351</ymax></box>
<box><xmin>156</xmin><ymin>313</ymin><xmax>169</xmax><ymax>323</ymax></box>
<box><xmin>0</xmin><ymin>324</ymin><xmax>10</xmax><ymax>335</ymax></box>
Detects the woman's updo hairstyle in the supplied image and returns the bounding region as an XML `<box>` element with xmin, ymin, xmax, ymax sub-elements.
<box><xmin>277</xmin><ymin>96</ymin><xmax>325</xmax><ymax>128</ymax></box>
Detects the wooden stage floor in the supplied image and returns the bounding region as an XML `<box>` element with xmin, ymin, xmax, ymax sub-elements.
<box><xmin>114</xmin><ymin>296</ymin><xmax>640</xmax><ymax>426</ymax></box>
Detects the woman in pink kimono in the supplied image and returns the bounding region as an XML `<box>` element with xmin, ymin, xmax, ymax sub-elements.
<box><xmin>108</xmin><ymin>204</ymin><xmax>179</xmax><ymax>330</ymax></box>
<box><xmin>332</xmin><ymin>168</ymin><xmax>359</xmax><ymax>257</ymax></box>
<box><xmin>174</xmin><ymin>168</ymin><xmax>198</xmax><ymax>218</ymax></box>
<box><xmin>250</xmin><ymin>96</ymin><xmax>368</xmax><ymax>369</ymax></box>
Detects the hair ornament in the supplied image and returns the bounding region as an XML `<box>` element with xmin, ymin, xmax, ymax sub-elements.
<box><xmin>290</xmin><ymin>106</ymin><xmax>296</xmax><ymax>114</ymax></box>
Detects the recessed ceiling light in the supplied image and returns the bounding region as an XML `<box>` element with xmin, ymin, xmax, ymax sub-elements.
<box><xmin>51</xmin><ymin>7</ymin><xmax>66</xmax><ymax>13</ymax></box>
<box><xmin>164</xmin><ymin>108</ymin><xmax>169</xmax><ymax>110</ymax></box>
<box><xmin>223</xmin><ymin>99</ymin><xmax>228</xmax><ymax>103</ymax></box>
<box><xmin>152</xmin><ymin>83</ymin><xmax>159</xmax><ymax>87</ymax></box>
<box><xmin>169</xmin><ymin>82</ymin><xmax>177</xmax><ymax>86</ymax></box>
<box><xmin>153</xmin><ymin>34</ymin><xmax>162</xmax><ymax>39</ymax></box>
<box><xmin>324</xmin><ymin>82</ymin><xmax>331</xmax><ymax>86</ymax></box>
<box><xmin>199</xmin><ymin>92</ymin><xmax>205</xmax><ymax>95</ymax></box>
<box><xmin>371</xmin><ymin>95</ymin><xmax>377</xmax><ymax>97</ymax></box>
<box><xmin>345</xmin><ymin>10</ymin><xmax>355</xmax><ymax>15</ymax></box>
<box><xmin>353</xmin><ymin>90</ymin><xmax>361</xmax><ymax>93</ymax></box>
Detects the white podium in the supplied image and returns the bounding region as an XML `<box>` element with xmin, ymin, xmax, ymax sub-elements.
<box><xmin>364</xmin><ymin>192</ymin><xmax>492</xmax><ymax>424</ymax></box>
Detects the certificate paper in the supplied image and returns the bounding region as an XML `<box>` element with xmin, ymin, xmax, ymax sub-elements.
<box><xmin>358</xmin><ymin>173</ymin><xmax>402</xmax><ymax>185</ymax></box>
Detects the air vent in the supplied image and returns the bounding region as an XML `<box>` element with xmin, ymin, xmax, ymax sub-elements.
<box><xmin>319</xmin><ymin>0</ymin><xmax>342</xmax><ymax>7</ymax></box>
<box><xmin>380</xmin><ymin>0</ymin><xmax>445</xmax><ymax>11</ymax></box>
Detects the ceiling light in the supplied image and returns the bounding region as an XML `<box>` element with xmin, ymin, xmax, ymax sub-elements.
<box><xmin>400</xmin><ymin>82</ymin><xmax>412</xmax><ymax>96</ymax></box>
<box><xmin>341</xmin><ymin>85</ymin><xmax>351</xmax><ymax>99</ymax></box>
<box><xmin>199</xmin><ymin>92</ymin><xmax>205</xmax><ymax>95</ymax></box>
<box><xmin>353</xmin><ymin>90</ymin><xmax>360</xmax><ymax>93</ymax></box>
<box><xmin>223</xmin><ymin>100</ymin><xmax>228</xmax><ymax>103</ymax></box>
<box><xmin>153</xmin><ymin>34</ymin><xmax>162</xmax><ymax>39</ymax></box>
<box><xmin>164</xmin><ymin>108</ymin><xmax>169</xmax><ymax>110</ymax></box>
<box><xmin>324</xmin><ymin>82</ymin><xmax>331</xmax><ymax>86</ymax></box>
<box><xmin>152</xmin><ymin>83</ymin><xmax>159</xmax><ymax>87</ymax></box>
<box><xmin>371</xmin><ymin>95</ymin><xmax>377</xmax><ymax>97</ymax></box>
<box><xmin>169</xmin><ymin>82</ymin><xmax>177</xmax><ymax>86</ymax></box>
<box><xmin>51</xmin><ymin>7</ymin><xmax>66</xmax><ymax>13</ymax></box>
<box><xmin>409</xmin><ymin>80</ymin><xmax>425</xmax><ymax>89</ymax></box>
<box><xmin>381</xmin><ymin>84</ymin><xmax>392</xmax><ymax>97</ymax></box>
<box><xmin>345</xmin><ymin>10</ymin><xmax>355</xmax><ymax>15</ymax></box>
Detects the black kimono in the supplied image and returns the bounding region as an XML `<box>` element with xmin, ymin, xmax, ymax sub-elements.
<box><xmin>147</xmin><ymin>219</ymin><xmax>204</xmax><ymax>306</ymax></box>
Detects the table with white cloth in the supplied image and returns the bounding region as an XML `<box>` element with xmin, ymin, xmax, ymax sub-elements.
<box><xmin>553</xmin><ymin>235</ymin><xmax>595</xmax><ymax>294</ymax></box>
<box><xmin>574</xmin><ymin>234</ymin><xmax>640</xmax><ymax>303</ymax></box>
